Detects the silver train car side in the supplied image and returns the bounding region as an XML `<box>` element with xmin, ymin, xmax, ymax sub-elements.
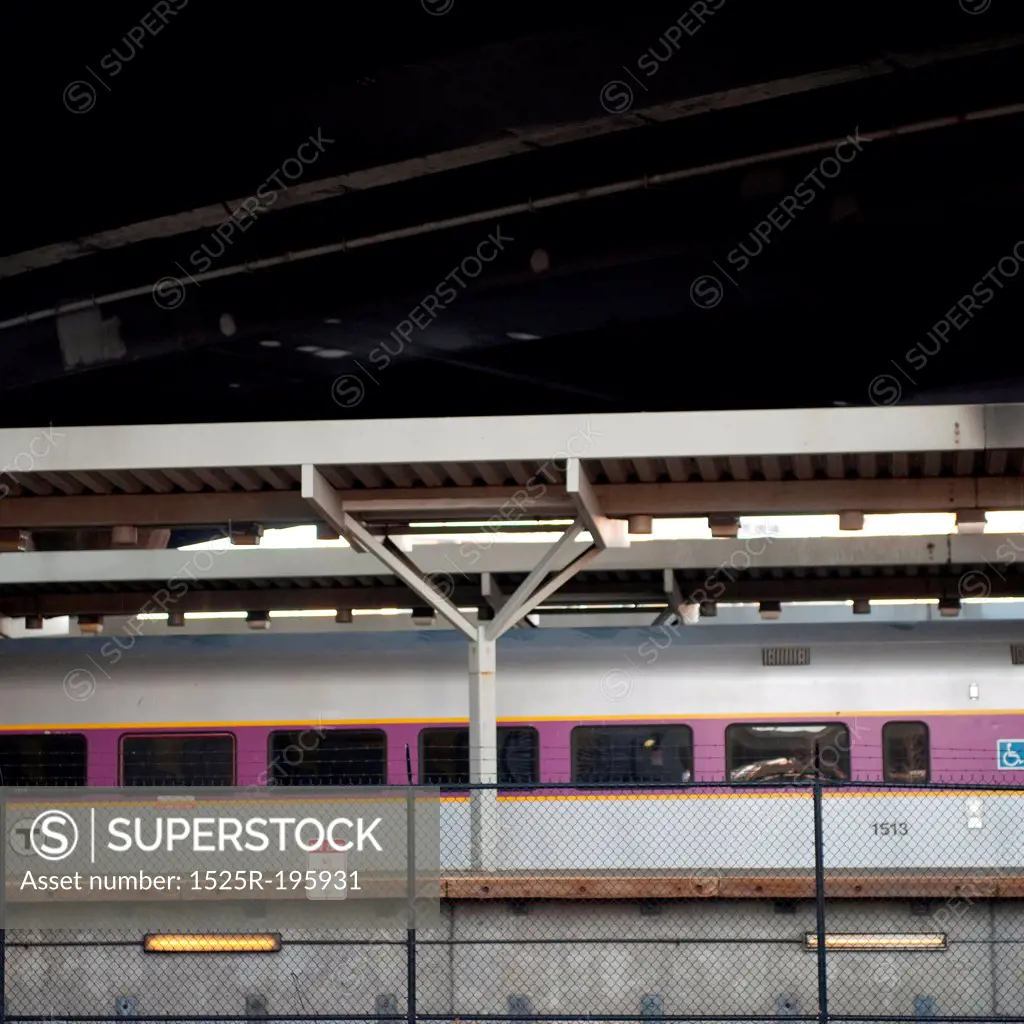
<box><xmin>2</xmin><ymin>622</ymin><xmax>1023</xmax><ymax>1018</ymax></box>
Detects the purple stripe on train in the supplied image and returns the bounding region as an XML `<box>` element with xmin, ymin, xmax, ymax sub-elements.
<box><xmin>8</xmin><ymin>714</ymin><xmax>1022</xmax><ymax>785</ymax></box>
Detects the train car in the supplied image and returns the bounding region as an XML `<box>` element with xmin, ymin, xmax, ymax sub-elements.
<box><xmin>1</xmin><ymin>622</ymin><xmax>1023</xmax><ymax>858</ymax></box>
<box><xmin>3</xmin><ymin>621</ymin><xmax>1024</xmax><ymax>1018</ymax></box>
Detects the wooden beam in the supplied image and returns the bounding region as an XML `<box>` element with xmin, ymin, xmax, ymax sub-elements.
<box><xmin>0</xmin><ymin>491</ymin><xmax>312</xmax><ymax>528</ymax></box>
<box><xmin>0</xmin><ymin>488</ymin><xmax>571</xmax><ymax>528</ymax></box>
<box><xmin>599</xmin><ymin>479</ymin><xmax>984</xmax><ymax>516</ymax></box>
<box><xmin>0</xmin><ymin>585</ymin><xmax>481</xmax><ymax>617</ymax></box>
<box><xmin>3</xmin><ymin>872</ymin><xmax>1013</xmax><ymax>905</ymax></box>
<box><xmin>5</xmin><ymin>476</ymin><xmax>1024</xmax><ymax>531</ymax></box>
<box><xmin>441</xmin><ymin>873</ymin><xmax>1019</xmax><ymax>900</ymax></box>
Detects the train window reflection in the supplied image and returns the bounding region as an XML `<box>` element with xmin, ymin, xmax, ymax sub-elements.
<box><xmin>0</xmin><ymin>733</ymin><xmax>87</xmax><ymax>786</ymax></box>
<box><xmin>419</xmin><ymin>727</ymin><xmax>538</xmax><ymax>785</ymax></box>
<box><xmin>571</xmin><ymin>725</ymin><xmax>693</xmax><ymax>784</ymax></box>
<box><xmin>726</xmin><ymin>723</ymin><xmax>850</xmax><ymax>782</ymax></box>
<box><xmin>268</xmin><ymin>729</ymin><xmax>386</xmax><ymax>785</ymax></box>
<box><xmin>120</xmin><ymin>733</ymin><xmax>235</xmax><ymax>786</ymax></box>
<box><xmin>882</xmin><ymin>721</ymin><xmax>930</xmax><ymax>783</ymax></box>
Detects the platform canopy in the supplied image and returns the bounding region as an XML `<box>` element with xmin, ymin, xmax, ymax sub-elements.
<box><xmin>0</xmin><ymin>534</ymin><xmax>1019</xmax><ymax>619</ymax></box>
<box><xmin>2</xmin><ymin>403</ymin><xmax>1024</xmax><ymax>522</ymax></box>
<box><xmin>1</xmin><ymin>403</ymin><xmax>1024</xmax><ymax>620</ymax></box>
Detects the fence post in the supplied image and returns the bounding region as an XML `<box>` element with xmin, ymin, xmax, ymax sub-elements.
<box><xmin>812</xmin><ymin>782</ymin><xmax>828</xmax><ymax>1024</ymax></box>
<box><xmin>406</xmin><ymin>787</ymin><xmax>417</xmax><ymax>1024</ymax></box>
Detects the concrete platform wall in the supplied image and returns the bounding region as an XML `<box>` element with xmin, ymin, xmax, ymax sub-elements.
<box><xmin>4</xmin><ymin>899</ymin><xmax>1020</xmax><ymax>1019</ymax></box>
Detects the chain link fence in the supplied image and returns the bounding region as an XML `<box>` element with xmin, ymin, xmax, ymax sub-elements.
<box><xmin>4</xmin><ymin>780</ymin><xmax>1024</xmax><ymax>1022</ymax></box>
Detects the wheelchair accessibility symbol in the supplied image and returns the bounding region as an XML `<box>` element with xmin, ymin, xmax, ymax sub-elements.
<box><xmin>997</xmin><ymin>740</ymin><xmax>1024</xmax><ymax>770</ymax></box>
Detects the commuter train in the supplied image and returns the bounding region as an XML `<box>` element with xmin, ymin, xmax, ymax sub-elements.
<box><xmin>1</xmin><ymin>621</ymin><xmax>1021</xmax><ymax>788</ymax></box>
<box><xmin>3</xmin><ymin>621</ymin><xmax>1024</xmax><ymax>1019</ymax></box>
<box><xmin>2</xmin><ymin>621</ymin><xmax>1024</xmax><ymax>867</ymax></box>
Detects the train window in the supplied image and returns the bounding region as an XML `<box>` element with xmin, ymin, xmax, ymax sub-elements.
<box><xmin>726</xmin><ymin>723</ymin><xmax>851</xmax><ymax>783</ymax></box>
<box><xmin>0</xmin><ymin>733</ymin><xmax>87</xmax><ymax>786</ymax></box>
<box><xmin>121</xmin><ymin>733</ymin><xmax>235</xmax><ymax>786</ymax></box>
<box><xmin>571</xmin><ymin>725</ymin><xmax>693</xmax><ymax>784</ymax></box>
<box><xmin>882</xmin><ymin>721</ymin><xmax>930</xmax><ymax>783</ymax></box>
<box><xmin>268</xmin><ymin>729</ymin><xmax>387</xmax><ymax>785</ymax></box>
<box><xmin>418</xmin><ymin>727</ymin><xmax>539</xmax><ymax>785</ymax></box>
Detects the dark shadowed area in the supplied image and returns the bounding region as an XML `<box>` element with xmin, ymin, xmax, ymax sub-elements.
<box><xmin>1</xmin><ymin>0</ymin><xmax>1022</xmax><ymax>425</ymax></box>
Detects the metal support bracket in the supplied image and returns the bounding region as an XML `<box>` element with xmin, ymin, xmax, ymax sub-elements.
<box><xmin>653</xmin><ymin>568</ymin><xmax>684</xmax><ymax>626</ymax></box>
<box><xmin>566</xmin><ymin>458</ymin><xmax>629</xmax><ymax>549</ymax></box>
<box><xmin>652</xmin><ymin>568</ymin><xmax>699</xmax><ymax>627</ymax></box>
<box><xmin>302</xmin><ymin>465</ymin><xmax>476</xmax><ymax>638</ymax></box>
<box><xmin>481</xmin><ymin>573</ymin><xmax>536</xmax><ymax>628</ymax></box>
<box><xmin>481</xmin><ymin>459</ymin><xmax>626</xmax><ymax>640</ymax></box>
<box><xmin>485</xmin><ymin>520</ymin><xmax>604</xmax><ymax>640</ymax></box>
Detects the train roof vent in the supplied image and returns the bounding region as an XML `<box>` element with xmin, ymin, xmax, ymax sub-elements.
<box><xmin>1011</xmin><ymin>645</ymin><xmax>1024</xmax><ymax>665</ymax></box>
<box><xmin>762</xmin><ymin>646</ymin><xmax>810</xmax><ymax>667</ymax></box>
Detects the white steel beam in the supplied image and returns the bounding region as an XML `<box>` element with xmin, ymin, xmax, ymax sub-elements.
<box><xmin>7</xmin><ymin>534</ymin><xmax>1024</xmax><ymax>586</ymax></box>
<box><xmin>486</xmin><ymin>544</ymin><xmax>605</xmax><ymax>641</ymax></box>
<box><xmin>2</xmin><ymin>405</ymin><xmax>1020</xmax><ymax>474</ymax></box>
<box><xmin>480</xmin><ymin>572</ymin><xmax>505</xmax><ymax>616</ymax></box>
<box><xmin>468</xmin><ymin>629</ymin><xmax>498</xmax><ymax>869</ymax></box>
<box><xmin>301</xmin><ymin>465</ymin><xmax>476</xmax><ymax>639</ymax></box>
<box><xmin>476</xmin><ymin>472</ymin><xmax>613</xmax><ymax>639</ymax></box>
<box><xmin>480</xmin><ymin>573</ymin><xmax>535</xmax><ymax>629</ymax></box>
<box><xmin>483</xmin><ymin>521</ymin><xmax>588</xmax><ymax>639</ymax></box>
<box><xmin>565</xmin><ymin>458</ymin><xmax>629</xmax><ymax>548</ymax></box>
<box><xmin>653</xmin><ymin>568</ymin><xmax>686</xmax><ymax>627</ymax></box>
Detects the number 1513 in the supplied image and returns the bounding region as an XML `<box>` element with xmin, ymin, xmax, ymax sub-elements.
<box><xmin>871</xmin><ymin>822</ymin><xmax>909</xmax><ymax>836</ymax></box>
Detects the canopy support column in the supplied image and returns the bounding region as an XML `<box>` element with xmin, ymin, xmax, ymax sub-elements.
<box><xmin>469</xmin><ymin>628</ymin><xmax>498</xmax><ymax>870</ymax></box>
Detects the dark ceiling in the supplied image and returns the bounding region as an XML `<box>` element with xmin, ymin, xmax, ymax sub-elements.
<box><xmin>1</xmin><ymin>0</ymin><xmax>1023</xmax><ymax>426</ymax></box>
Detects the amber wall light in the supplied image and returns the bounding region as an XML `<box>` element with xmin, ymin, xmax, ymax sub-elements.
<box><xmin>144</xmin><ymin>934</ymin><xmax>281</xmax><ymax>953</ymax></box>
